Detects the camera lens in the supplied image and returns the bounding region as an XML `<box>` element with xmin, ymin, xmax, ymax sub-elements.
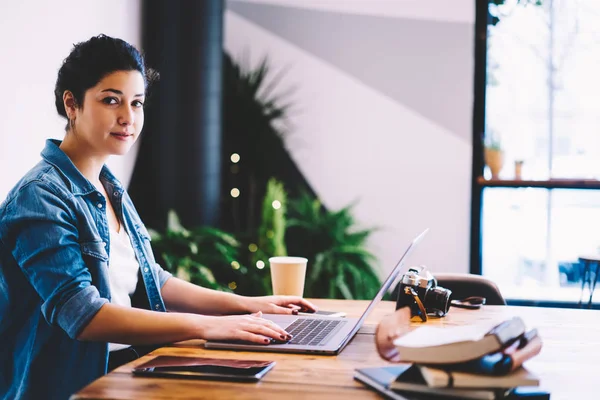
<box><xmin>424</xmin><ymin>286</ymin><xmax>452</xmax><ymax>317</ymax></box>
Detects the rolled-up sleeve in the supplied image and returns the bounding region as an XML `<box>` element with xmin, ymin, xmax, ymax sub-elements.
<box><xmin>1</xmin><ymin>181</ymin><xmax>107</xmax><ymax>339</ymax></box>
<box><xmin>155</xmin><ymin>265</ymin><xmax>173</xmax><ymax>289</ymax></box>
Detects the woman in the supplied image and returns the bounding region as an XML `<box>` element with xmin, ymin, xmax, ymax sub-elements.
<box><xmin>0</xmin><ymin>34</ymin><xmax>316</xmax><ymax>400</ymax></box>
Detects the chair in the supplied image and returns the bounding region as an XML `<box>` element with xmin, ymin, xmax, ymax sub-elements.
<box><xmin>434</xmin><ymin>273</ymin><xmax>506</xmax><ymax>305</ymax></box>
<box><xmin>577</xmin><ymin>254</ymin><xmax>600</xmax><ymax>308</ymax></box>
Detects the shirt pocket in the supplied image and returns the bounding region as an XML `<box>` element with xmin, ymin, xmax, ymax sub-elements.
<box><xmin>80</xmin><ymin>240</ymin><xmax>109</xmax><ymax>262</ymax></box>
<box><xmin>135</xmin><ymin>224</ymin><xmax>156</xmax><ymax>263</ymax></box>
<box><xmin>80</xmin><ymin>240</ymin><xmax>110</xmax><ymax>296</ymax></box>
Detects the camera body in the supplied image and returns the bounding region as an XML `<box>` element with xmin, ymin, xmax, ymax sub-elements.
<box><xmin>395</xmin><ymin>266</ymin><xmax>452</xmax><ymax>321</ymax></box>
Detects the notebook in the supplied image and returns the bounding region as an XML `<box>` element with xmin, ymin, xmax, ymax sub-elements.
<box><xmin>355</xmin><ymin>365</ymin><xmax>550</xmax><ymax>400</ymax></box>
<box><xmin>204</xmin><ymin>229</ymin><xmax>428</xmax><ymax>355</ymax></box>
<box><xmin>355</xmin><ymin>365</ymin><xmax>505</xmax><ymax>400</ymax></box>
<box><xmin>413</xmin><ymin>365</ymin><xmax>539</xmax><ymax>389</ymax></box>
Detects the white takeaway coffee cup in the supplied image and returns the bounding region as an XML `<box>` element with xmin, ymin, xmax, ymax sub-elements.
<box><xmin>268</xmin><ymin>256</ymin><xmax>308</xmax><ymax>296</ymax></box>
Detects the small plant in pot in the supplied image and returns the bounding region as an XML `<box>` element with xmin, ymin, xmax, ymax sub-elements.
<box><xmin>484</xmin><ymin>131</ymin><xmax>504</xmax><ymax>179</ymax></box>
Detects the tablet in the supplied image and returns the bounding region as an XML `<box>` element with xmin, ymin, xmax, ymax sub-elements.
<box><xmin>132</xmin><ymin>356</ymin><xmax>276</xmax><ymax>382</ymax></box>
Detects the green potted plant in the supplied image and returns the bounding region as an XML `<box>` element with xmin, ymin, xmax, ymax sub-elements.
<box><xmin>243</xmin><ymin>178</ymin><xmax>289</xmax><ymax>295</ymax></box>
<box><xmin>221</xmin><ymin>52</ymin><xmax>296</xmax><ymax>237</ymax></box>
<box><xmin>149</xmin><ymin>210</ymin><xmax>253</xmax><ymax>293</ymax></box>
<box><xmin>285</xmin><ymin>192</ymin><xmax>382</xmax><ymax>300</ymax></box>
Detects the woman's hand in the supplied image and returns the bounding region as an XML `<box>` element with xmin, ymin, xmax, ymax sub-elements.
<box><xmin>199</xmin><ymin>312</ymin><xmax>292</xmax><ymax>344</ymax></box>
<box><xmin>244</xmin><ymin>296</ymin><xmax>318</xmax><ymax>315</ymax></box>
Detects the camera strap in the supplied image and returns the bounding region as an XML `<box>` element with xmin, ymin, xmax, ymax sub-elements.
<box><xmin>404</xmin><ymin>286</ymin><xmax>429</xmax><ymax>321</ymax></box>
<box><xmin>450</xmin><ymin>296</ymin><xmax>486</xmax><ymax>310</ymax></box>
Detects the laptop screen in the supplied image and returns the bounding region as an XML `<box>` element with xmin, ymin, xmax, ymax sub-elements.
<box><xmin>349</xmin><ymin>229</ymin><xmax>429</xmax><ymax>333</ymax></box>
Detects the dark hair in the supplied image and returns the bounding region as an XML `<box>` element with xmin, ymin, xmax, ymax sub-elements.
<box><xmin>54</xmin><ymin>34</ymin><xmax>159</xmax><ymax>120</ymax></box>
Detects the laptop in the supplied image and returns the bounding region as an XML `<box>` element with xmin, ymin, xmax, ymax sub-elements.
<box><xmin>205</xmin><ymin>229</ymin><xmax>428</xmax><ymax>355</ymax></box>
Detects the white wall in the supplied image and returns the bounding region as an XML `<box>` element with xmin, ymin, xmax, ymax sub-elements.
<box><xmin>225</xmin><ymin>0</ymin><xmax>475</xmax><ymax>276</ymax></box>
<box><xmin>0</xmin><ymin>0</ymin><xmax>475</xmax><ymax>278</ymax></box>
<box><xmin>0</xmin><ymin>0</ymin><xmax>141</xmax><ymax>201</ymax></box>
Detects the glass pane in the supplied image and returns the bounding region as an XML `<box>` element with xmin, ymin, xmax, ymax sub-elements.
<box><xmin>550</xmin><ymin>190</ymin><xmax>600</xmax><ymax>288</ymax></box>
<box><xmin>486</xmin><ymin>0</ymin><xmax>600</xmax><ymax>180</ymax></box>
<box><xmin>482</xmin><ymin>187</ymin><xmax>600</xmax><ymax>303</ymax></box>
<box><xmin>551</xmin><ymin>2</ymin><xmax>600</xmax><ymax>179</ymax></box>
<box><xmin>482</xmin><ymin>188</ymin><xmax>549</xmax><ymax>288</ymax></box>
<box><xmin>486</xmin><ymin>3</ymin><xmax>549</xmax><ymax>179</ymax></box>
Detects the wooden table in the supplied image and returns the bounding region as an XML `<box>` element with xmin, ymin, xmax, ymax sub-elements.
<box><xmin>72</xmin><ymin>299</ymin><xmax>600</xmax><ymax>400</ymax></box>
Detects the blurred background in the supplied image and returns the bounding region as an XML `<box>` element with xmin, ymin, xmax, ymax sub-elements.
<box><xmin>1</xmin><ymin>0</ymin><xmax>598</xmax><ymax>307</ymax></box>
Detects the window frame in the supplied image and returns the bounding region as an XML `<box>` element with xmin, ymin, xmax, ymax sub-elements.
<box><xmin>471</xmin><ymin>1</ymin><xmax>600</xmax><ymax>309</ymax></box>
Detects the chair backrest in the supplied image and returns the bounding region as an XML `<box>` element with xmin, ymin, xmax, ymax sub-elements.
<box><xmin>434</xmin><ymin>273</ymin><xmax>506</xmax><ymax>305</ymax></box>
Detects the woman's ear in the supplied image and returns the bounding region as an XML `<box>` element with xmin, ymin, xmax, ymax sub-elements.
<box><xmin>62</xmin><ymin>91</ymin><xmax>77</xmax><ymax>120</ymax></box>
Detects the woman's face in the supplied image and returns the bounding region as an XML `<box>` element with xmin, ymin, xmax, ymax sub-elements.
<box><xmin>72</xmin><ymin>70</ymin><xmax>145</xmax><ymax>156</ymax></box>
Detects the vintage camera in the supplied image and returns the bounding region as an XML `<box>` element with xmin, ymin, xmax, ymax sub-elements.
<box><xmin>395</xmin><ymin>266</ymin><xmax>452</xmax><ymax>321</ymax></box>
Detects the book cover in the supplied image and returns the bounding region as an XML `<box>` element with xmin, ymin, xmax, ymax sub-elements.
<box><xmin>392</xmin><ymin>317</ymin><xmax>526</xmax><ymax>364</ymax></box>
<box><xmin>436</xmin><ymin>330</ymin><xmax>542</xmax><ymax>376</ymax></box>
<box><xmin>355</xmin><ymin>366</ymin><xmax>550</xmax><ymax>400</ymax></box>
<box><xmin>415</xmin><ymin>366</ymin><xmax>540</xmax><ymax>389</ymax></box>
<box><xmin>354</xmin><ymin>365</ymin><xmax>505</xmax><ymax>400</ymax></box>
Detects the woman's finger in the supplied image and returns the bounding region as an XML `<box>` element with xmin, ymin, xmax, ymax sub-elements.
<box><xmin>289</xmin><ymin>297</ymin><xmax>318</xmax><ymax>312</ymax></box>
<box><xmin>242</xmin><ymin>314</ymin><xmax>291</xmax><ymax>338</ymax></box>
<box><xmin>236</xmin><ymin>330</ymin><xmax>272</xmax><ymax>345</ymax></box>
<box><xmin>274</xmin><ymin>305</ymin><xmax>301</xmax><ymax>315</ymax></box>
<box><xmin>259</xmin><ymin>316</ymin><xmax>289</xmax><ymax>334</ymax></box>
<box><xmin>248</xmin><ymin>323</ymin><xmax>291</xmax><ymax>341</ymax></box>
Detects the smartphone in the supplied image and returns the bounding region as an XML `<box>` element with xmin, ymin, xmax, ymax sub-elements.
<box><xmin>132</xmin><ymin>356</ymin><xmax>276</xmax><ymax>382</ymax></box>
<box><xmin>297</xmin><ymin>310</ymin><xmax>347</xmax><ymax>318</ymax></box>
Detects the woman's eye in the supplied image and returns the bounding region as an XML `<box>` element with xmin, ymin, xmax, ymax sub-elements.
<box><xmin>102</xmin><ymin>97</ymin><xmax>118</xmax><ymax>105</ymax></box>
<box><xmin>133</xmin><ymin>100</ymin><xmax>144</xmax><ymax>108</ymax></box>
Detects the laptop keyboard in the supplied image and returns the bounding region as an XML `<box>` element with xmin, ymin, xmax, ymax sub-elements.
<box><xmin>285</xmin><ymin>318</ymin><xmax>344</xmax><ymax>346</ymax></box>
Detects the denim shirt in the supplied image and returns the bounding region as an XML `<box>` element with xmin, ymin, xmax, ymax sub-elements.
<box><xmin>0</xmin><ymin>139</ymin><xmax>172</xmax><ymax>400</ymax></box>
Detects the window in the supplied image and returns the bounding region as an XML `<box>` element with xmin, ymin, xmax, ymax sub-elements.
<box><xmin>474</xmin><ymin>0</ymin><xmax>600</xmax><ymax>305</ymax></box>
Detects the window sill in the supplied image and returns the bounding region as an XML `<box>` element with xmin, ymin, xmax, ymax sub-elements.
<box><xmin>477</xmin><ymin>177</ymin><xmax>600</xmax><ymax>189</ymax></box>
<box><xmin>501</xmin><ymin>284</ymin><xmax>600</xmax><ymax>309</ymax></box>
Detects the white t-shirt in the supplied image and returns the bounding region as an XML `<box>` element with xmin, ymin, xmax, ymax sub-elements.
<box><xmin>107</xmin><ymin>227</ymin><xmax>140</xmax><ymax>352</ymax></box>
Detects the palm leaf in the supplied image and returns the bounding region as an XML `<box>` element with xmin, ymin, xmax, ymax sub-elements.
<box><xmin>286</xmin><ymin>192</ymin><xmax>382</xmax><ymax>299</ymax></box>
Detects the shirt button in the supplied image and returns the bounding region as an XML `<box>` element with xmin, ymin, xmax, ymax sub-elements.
<box><xmin>103</xmin><ymin>242</ymin><xmax>107</xmax><ymax>247</ymax></box>
<box><xmin>155</xmin><ymin>304</ymin><xmax>160</xmax><ymax>310</ymax></box>
<box><xmin>97</xmin><ymin>203</ymin><xmax>103</xmax><ymax>208</ymax></box>
<box><xmin>144</xmin><ymin>267</ymin><xmax>149</xmax><ymax>272</ymax></box>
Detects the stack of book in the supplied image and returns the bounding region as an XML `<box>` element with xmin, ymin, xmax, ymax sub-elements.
<box><xmin>355</xmin><ymin>317</ymin><xmax>549</xmax><ymax>399</ymax></box>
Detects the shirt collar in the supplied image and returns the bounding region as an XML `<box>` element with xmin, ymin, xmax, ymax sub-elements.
<box><xmin>40</xmin><ymin>139</ymin><xmax>123</xmax><ymax>196</ymax></box>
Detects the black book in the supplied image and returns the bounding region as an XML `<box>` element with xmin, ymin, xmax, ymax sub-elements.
<box><xmin>354</xmin><ymin>365</ymin><xmax>550</xmax><ymax>400</ymax></box>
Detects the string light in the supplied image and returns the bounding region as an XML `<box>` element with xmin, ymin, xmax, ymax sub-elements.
<box><xmin>272</xmin><ymin>200</ymin><xmax>281</xmax><ymax>210</ymax></box>
<box><xmin>228</xmin><ymin>281</ymin><xmax>237</xmax><ymax>290</ymax></box>
<box><xmin>231</xmin><ymin>261</ymin><xmax>240</xmax><ymax>270</ymax></box>
<box><xmin>230</xmin><ymin>188</ymin><xmax>240</xmax><ymax>198</ymax></box>
<box><xmin>248</xmin><ymin>243</ymin><xmax>258</xmax><ymax>253</ymax></box>
<box><xmin>230</xmin><ymin>153</ymin><xmax>240</xmax><ymax>163</ymax></box>
<box><xmin>256</xmin><ymin>260</ymin><xmax>265</xmax><ymax>269</ymax></box>
<box><xmin>266</xmin><ymin>230</ymin><xmax>274</xmax><ymax>239</ymax></box>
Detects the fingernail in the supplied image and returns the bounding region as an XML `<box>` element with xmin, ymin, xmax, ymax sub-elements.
<box><xmin>292</xmin><ymin>310</ymin><xmax>298</xmax><ymax>315</ymax></box>
<box><xmin>264</xmin><ymin>338</ymin><xmax>270</xmax><ymax>343</ymax></box>
<box><xmin>287</xmin><ymin>335</ymin><xmax>292</xmax><ymax>340</ymax></box>
<box><xmin>280</xmin><ymin>334</ymin><xmax>286</xmax><ymax>340</ymax></box>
